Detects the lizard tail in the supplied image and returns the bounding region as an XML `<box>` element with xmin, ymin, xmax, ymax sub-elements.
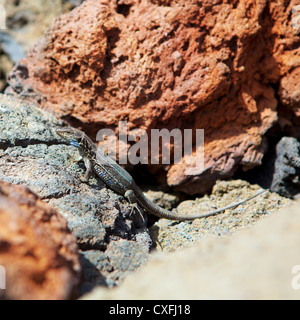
<box><xmin>137</xmin><ymin>188</ymin><xmax>266</xmax><ymax>221</ymax></box>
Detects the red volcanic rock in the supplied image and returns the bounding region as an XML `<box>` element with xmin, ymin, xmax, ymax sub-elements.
<box><xmin>0</xmin><ymin>181</ymin><xmax>81</xmax><ymax>300</ymax></box>
<box><xmin>7</xmin><ymin>0</ymin><xmax>300</xmax><ymax>194</ymax></box>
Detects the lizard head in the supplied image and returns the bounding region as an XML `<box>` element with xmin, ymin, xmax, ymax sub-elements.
<box><xmin>56</xmin><ymin>127</ymin><xmax>84</xmax><ymax>148</ymax></box>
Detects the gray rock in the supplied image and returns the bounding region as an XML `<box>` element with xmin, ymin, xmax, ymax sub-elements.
<box><xmin>0</xmin><ymin>31</ymin><xmax>25</xmax><ymax>63</ymax></box>
<box><xmin>150</xmin><ymin>179</ymin><xmax>291</xmax><ymax>252</ymax></box>
<box><xmin>0</xmin><ymin>94</ymin><xmax>151</xmax><ymax>291</ymax></box>
<box><xmin>271</xmin><ymin>137</ymin><xmax>300</xmax><ymax>198</ymax></box>
<box><xmin>80</xmin><ymin>239</ymin><xmax>149</xmax><ymax>294</ymax></box>
<box><xmin>82</xmin><ymin>199</ymin><xmax>300</xmax><ymax>300</ymax></box>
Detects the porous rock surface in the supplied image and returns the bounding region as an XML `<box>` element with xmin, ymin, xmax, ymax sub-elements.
<box><xmin>7</xmin><ymin>0</ymin><xmax>300</xmax><ymax>195</ymax></box>
<box><xmin>150</xmin><ymin>179</ymin><xmax>292</xmax><ymax>252</ymax></box>
<box><xmin>0</xmin><ymin>180</ymin><xmax>81</xmax><ymax>300</ymax></box>
<box><xmin>0</xmin><ymin>0</ymin><xmax>75</xmax><ymax>92</ymax></box>
<box><xmin>82</xmin><ymin>199</ymin><xmax>300</xmax><ymax>300</ymax></box>
<box><xmin>0</xmin><ymin>93</ymin><xmax>151</xmax><ymax>296</ymax></box>
<box><xmin>270</xmin><ymin>137</ymin><xmax>300</xmax><ymax>198</ymax></box>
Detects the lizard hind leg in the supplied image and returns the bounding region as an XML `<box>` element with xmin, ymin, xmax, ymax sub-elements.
<box><xmin>124</xmin><ymin>190</ymin><xmax>148</xmax><ymax>227</ymax></box>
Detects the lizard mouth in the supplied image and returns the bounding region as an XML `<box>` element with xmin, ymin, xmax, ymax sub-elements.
<box><xmin>56</xmin><ymin>127</ymin><xmax>81</xmax><ymax>147</ymax></box>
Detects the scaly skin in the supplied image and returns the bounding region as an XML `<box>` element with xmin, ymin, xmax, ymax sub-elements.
<box><xmin>56</xmin><ymin>127</ymin><xmax>265</xmax><ymax>221</ymax></box>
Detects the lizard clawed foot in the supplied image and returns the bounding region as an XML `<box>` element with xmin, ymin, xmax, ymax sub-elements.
<box><xmin>129</xmin><ymin>203</ymin><xmax>147</xmax><ymax>227</ymax></box>
<box><xmin>125</xmin><ymin>190</ymin><xmax>148</xmax><ymax>228</ymax></box>
<box><xmin>80</xmin><ymin>173</ymin><xmax>91</xmax><ymax>183</ymax></box>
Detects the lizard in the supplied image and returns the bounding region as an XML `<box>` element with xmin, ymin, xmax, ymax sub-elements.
<box><xmin>56</xmin><ymin>127</ymin><xmax>265</xmax><ymax>221</ymax></box>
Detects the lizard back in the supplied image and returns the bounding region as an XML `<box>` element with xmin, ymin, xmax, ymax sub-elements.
<box><xmin>80</xmin><ymin>133</ymin><xmax>134</xmax><ymax>195</ymax></box>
